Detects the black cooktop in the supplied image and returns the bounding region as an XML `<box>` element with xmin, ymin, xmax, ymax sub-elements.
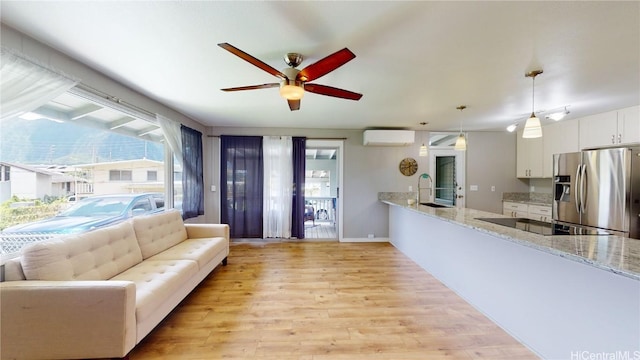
<box><xmin>475</xmin><ymin>217</ymin><xmax>610</xmax><ymax>236</ymax></box>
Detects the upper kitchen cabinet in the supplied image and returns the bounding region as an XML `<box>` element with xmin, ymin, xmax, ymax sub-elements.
<box><xmin>516</xmin><ymin>129</ymin><xmax>544</xmax><ymax>178</ymax></box>
<box><xmin>542</xmin><ymin>119</ymin><xmax>580</xmax><ymax>178</ymax></box>
<box><xmin>618</xmin><ymin>105</ymin><xmax>640</xmax><ymax>145</ymax></box>
<box><xmin>579</xmin><ymin>106</ymin><xmax>640</xmax><ymax>149</ymax></box>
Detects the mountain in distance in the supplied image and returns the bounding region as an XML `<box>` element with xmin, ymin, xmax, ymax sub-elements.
<box><xmin>1</xmin><ymin>118</ymin><xmax>163</xmax><ymax>165</ymax></box>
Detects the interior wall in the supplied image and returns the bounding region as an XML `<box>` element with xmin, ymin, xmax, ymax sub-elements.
<box><xmin>465</xmin><ymin>132</ymin><xmax>529</xmax><ymax>214</ymax></box>
<box><xmin>208</xmin><ymin>128</ymin><xmax>429</xmax><ymax>240</ymax></box>
<box><xmin>529</xmin><ymin>178</ymin><xmax>553</xmax><ymax>194</ymax></box>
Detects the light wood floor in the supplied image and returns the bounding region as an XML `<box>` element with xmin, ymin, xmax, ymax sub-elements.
<box><xmin>304</xmin><ymin>221</ymin><xmax>337</xmax><ymax>239</ymax></box>
<box><xmin>128</xmin><ymin>241</ymin><xmax>539</xmax><ymax>359</ymax></box>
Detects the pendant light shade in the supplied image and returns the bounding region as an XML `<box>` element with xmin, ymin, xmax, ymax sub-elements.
<box><xmin>419</xmin><ymin>121</ymin><xmax>428</xmax><ymax>157</ymax></box>
<box><xmin>523</xmin><ymin>70</ymin><xmax>543</xmax><ymax>139</ymax></box>
<box><xmin>454</xmin><ymin>133</ymin><xmax>467</xmax><ymax>151</ymax></box>
<box><xmin>419</xmin><ymin>144</ymin><xmax>428</xmax><ymax>157</ymax></box>
<box><xmin>522</xmin><ymin>113</ymin><xmax>542</xmax><ymax>138</ymax></box>
<box><xmin>455</xmin><ymin>105</ymin><xmax>467</xmax><ymax>151</ymax></box>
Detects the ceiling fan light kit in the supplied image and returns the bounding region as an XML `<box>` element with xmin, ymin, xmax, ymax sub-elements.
<box><xmin>522</xmin><ymin>69</ymin><xmax>543</xmax><ymax>139</ymax></box>
<box><xmin>279</xmin><ymin>66</ymin><xmax>305</xmax><ymax>100</ymax></box>
<box><xmin>218</xmin><ymin>43</ymin><xmax>362</xmax><ymax>111</ymax></box>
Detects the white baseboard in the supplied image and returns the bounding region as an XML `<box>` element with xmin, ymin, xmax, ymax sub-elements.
<box><xmin>340</xmin><ymin>237</ymin><xmax>389</xmax><ymax>243</ymax></box>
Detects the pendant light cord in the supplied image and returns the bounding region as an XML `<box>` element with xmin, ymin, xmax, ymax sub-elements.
<box><xmin>531</xmin><ymin>76</ymin><xmax>535</xmax><ymax>115</ymax></box>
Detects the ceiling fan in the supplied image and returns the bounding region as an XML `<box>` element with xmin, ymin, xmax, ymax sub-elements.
<box><xmin>218</xmin><ymin>43</ymin><xmax>363</xmax><ymax>111</ymax></box>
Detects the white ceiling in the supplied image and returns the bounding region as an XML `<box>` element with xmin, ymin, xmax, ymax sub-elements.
<box><xmin>1</xmin><ymin>1</ymin><xmax>638</xmax><ymax>132</ymax></box>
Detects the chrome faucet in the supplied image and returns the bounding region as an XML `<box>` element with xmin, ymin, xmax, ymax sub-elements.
<box><xmin>417</xmin><ymin>173</ymin><xmax>432</xmax><ymax>204</ymax></box>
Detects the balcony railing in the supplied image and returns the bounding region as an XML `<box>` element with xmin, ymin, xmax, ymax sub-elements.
<box><xmin>305</xmin><ymin>197</ymin><xmax>336</xmax><ymax>223</ymax></box>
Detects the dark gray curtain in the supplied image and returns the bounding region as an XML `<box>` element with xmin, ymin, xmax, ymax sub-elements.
<box><xmin>291</xmin><ymin>137</ymin><xmax>306</xmax><ymax>238</ymax></box>
<box><xmin>180</xmin><ymin>125</ymin><xmax>204</xmax><ymax>220</ymax></box>
<box><xmin>220</xmin><ymin>136</ymin><xmax>263</xmax><ymax>238</ymax></box>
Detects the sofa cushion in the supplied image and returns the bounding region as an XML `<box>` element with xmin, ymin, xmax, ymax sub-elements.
<box><xmin>21</xmin><ymin>221</ymin><xmax>143</xmax><ymax>281</ymax></box>
<box><xmin>147</xmin><ymin>237</ymin><xmax>228</xmax><ymax>269</ymax></box>
<box><xmin>110</xmin><ymin>259</ymin><xmax>198</xmax><ymax>322</ymax></box>
<box><xmin>132</xmin><ymin>210</ymin><xmax>188</xmax><ymax>259</ymax></box>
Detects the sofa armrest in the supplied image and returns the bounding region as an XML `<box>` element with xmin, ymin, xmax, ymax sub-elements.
<box><xmin>1</xmin><ymin>280</ymin><xmax>137</xmax><ymax>359</ymax></box>
<box><xmin>185</xmin><ymin>223</ymin><xmax>229</xmax><ymax>240</ymax></box>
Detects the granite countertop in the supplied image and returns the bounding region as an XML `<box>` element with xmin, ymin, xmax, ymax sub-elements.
<box><xmin>380</xmin><ymin>198</ymin><xmax>640</xmax><ymax>281</ymax></box>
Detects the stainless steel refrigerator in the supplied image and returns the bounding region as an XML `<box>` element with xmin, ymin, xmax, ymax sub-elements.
<box><xmin>552</xmin><ymin>146</ymin><xmax>640</xmax><ymax>239</ymax></box>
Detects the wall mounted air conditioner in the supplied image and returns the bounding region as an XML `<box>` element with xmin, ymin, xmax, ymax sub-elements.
<box><xmin>363</xmin><ymin>130</ymin><xmax>415</xmax><ymax>146</ymax></box>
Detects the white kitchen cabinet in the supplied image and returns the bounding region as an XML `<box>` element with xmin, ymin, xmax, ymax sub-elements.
<box><xmin>579</xmin><ymin>106</ymin><xmax>640</xmax><ymax>149</ymax></box>
<box><xmin>618</xmin><ymin>105</ymin><xmax>640</xmax><ymax>145</ymax></box>
<box><xmin>503</xmin><ymin>201</ymin><xmax>528</xmax><ymax>218</ymax></box>
<box><xmin>503</xmin><ymin>201</ymin><xmax>552</xmax><ymax>222</ymax></box>
<box><xmin>516</xmin><ymin>129</ymin><xmax>544</xmax><ymax>178</ymax></box>
<box><xmin>527</xmin><ymin>204</ymin><xmax>552</xmax><ymax>222</ymax></box>
<box><xmin>542</xmin><ymin>119</ymin><xmax>580</xmax><ymax>178</ymax></box>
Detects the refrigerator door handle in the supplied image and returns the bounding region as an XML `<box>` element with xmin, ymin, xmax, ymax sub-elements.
<box><xmin>575</xmin><ymin>164</ymin><xmax>582</xmax><ymax>214</ymax></box>
<box><xmin>580</xmin><ymin>163</ymin><xmax>587</xmax><ymax>214</ymax></box>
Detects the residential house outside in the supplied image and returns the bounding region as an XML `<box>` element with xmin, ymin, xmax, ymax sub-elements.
<box><xmin>0</xmin><ymin>162</ymin><xmax>92</xmax><ymax>203</ymax></box>
<box><xmin>77</xmin><ymin>158</ymin><xmax>166</xmax><ymax>196</ymax></box>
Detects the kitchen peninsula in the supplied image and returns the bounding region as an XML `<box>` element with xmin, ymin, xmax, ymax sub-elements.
<box><xmin>380</xmin><ymin>195</ymin><xmax>640</xmax><ymax>360</ymax></box>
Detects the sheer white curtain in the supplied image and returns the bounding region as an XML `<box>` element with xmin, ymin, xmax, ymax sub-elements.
<box><xmin>263</xmin><ymin>136</ymin><xmax>293</xmax><ymax>238</ymax></box>
<box><xmin>0</xmin><ymin>47</ymin><xmax>79</xmax><ymax>121</ymax></box>
<box><xmin>156</xmin><ymin>114</ymin><xmax>183</xmax><ymax>163</ymax></box>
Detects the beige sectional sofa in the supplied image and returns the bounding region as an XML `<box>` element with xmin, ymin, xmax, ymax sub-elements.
<box><xmin>0</xmin><ymin>209</ymin><xmax>229</xmax><ymax>359</ymax></box>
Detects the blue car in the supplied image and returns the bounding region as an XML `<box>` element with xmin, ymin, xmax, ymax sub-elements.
<box><xmin>2</xmin><ymin>193</ymin><xmax>165</xmax><ymax>235</ymax></box>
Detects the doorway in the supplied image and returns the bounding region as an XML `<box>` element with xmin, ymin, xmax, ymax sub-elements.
<box><xmin>429</xmin><ymin>148</ymin><xmax>466</xmax><ymax>208</ymax></box>
<box><xmin>304</xmin><ymin>140</ymin><xmax>343</xmax><ymax>240</ymax></box>
<box><xmin>435</xmin><ymin>155</ymin><xmax>456</xmax><ymax>206</ymax></box>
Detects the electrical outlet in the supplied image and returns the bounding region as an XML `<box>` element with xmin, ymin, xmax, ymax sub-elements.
<box><xmin>408</xmin><ymin>186</ymin><xmax>413</xmax><ymax>192</ymax></box>
<box><xmin>470</xmin><ymin>185</ymin><xmax>478</xmax><ymax>191</ymax></box>
<box><xmin>530</xmin><ymin>185</ymin><xmax>535</xmax><ymax>192</ymax></box>
<box><xmin>368</xmin><ymin>234</ymin><xmax>374</xmax><ymax>239</ymax></box>
<box><xmin>491</xmin><ymin>186</ymin><xmax>496</xmax><ymax>192</ymax></box>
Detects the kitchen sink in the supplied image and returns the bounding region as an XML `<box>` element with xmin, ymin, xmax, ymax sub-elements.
<box><xmin>420</xmin><ymin>202</ymin><xmax>450</xmax><ymax>208</ymax></box>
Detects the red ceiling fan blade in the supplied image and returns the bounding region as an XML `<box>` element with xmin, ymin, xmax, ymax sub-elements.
<box><xmin>287</xmin><ymin>99</ymin><xmax>301</xmax><ymax>111</ymax></box>
<box><xmin>221</xmin><ymin>83</ymin><xmax>279</xmax><ymax>92</ymax></box>
<box><xmin>296</xmin><ymin>48</ymin><xmax>356</xmax><ymax>82</ymax></box>
<box><xmin>218</xmin><ymin>43</ymin><xmax>287</xmax><ymax>80</ymax></box>
<box><xmin>305</xmin><ymin>84</ymin><xmax>362</xmax><ymax>100</ymax></box>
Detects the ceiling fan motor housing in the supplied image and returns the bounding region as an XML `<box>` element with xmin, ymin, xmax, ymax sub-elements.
<box><xmin>284</xmin><ymin>53</ymin><xmax>303</xmax><ymax>67</ymax></box>
<box><xmin>282</xmin><ymin>67</ymin><xmax>301</xmax><ymax>81</ymax></box>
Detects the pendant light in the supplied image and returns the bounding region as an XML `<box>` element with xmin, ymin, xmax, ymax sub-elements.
<box><xmin>454</xmin><ymin>105</ymin><xmax>467</xmax><ymax>151</ymax></box>
<box><xmin>523</xmin><ymin>70</ymin><xmax>543</xmax><ymax>139</ymax></box>
<box><xmin>419</xmin><ymin>122</ymin><xmax>428</xmax><ymax>157</ymax></box>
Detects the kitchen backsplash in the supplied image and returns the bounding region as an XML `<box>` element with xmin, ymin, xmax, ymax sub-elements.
<box><xmin>378</xmin><ymin>192</ymin><xmax>417</xmax><ymax>201</ymax></box>
<box><xmin>380</xmin><ymin>191</ymin><xmax>553</xmax><ymax>205</ymax></box>
<box><xmin>503</xmin><ymin>192</ymin><xmax>552</xmax><ymax>205</ymax></box>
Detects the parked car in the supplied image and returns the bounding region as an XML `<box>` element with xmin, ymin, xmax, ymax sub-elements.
<box><xmin>2</xmin><ymin>193</ymin><xmax>165</xmax><ymax>235</ymax></box>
